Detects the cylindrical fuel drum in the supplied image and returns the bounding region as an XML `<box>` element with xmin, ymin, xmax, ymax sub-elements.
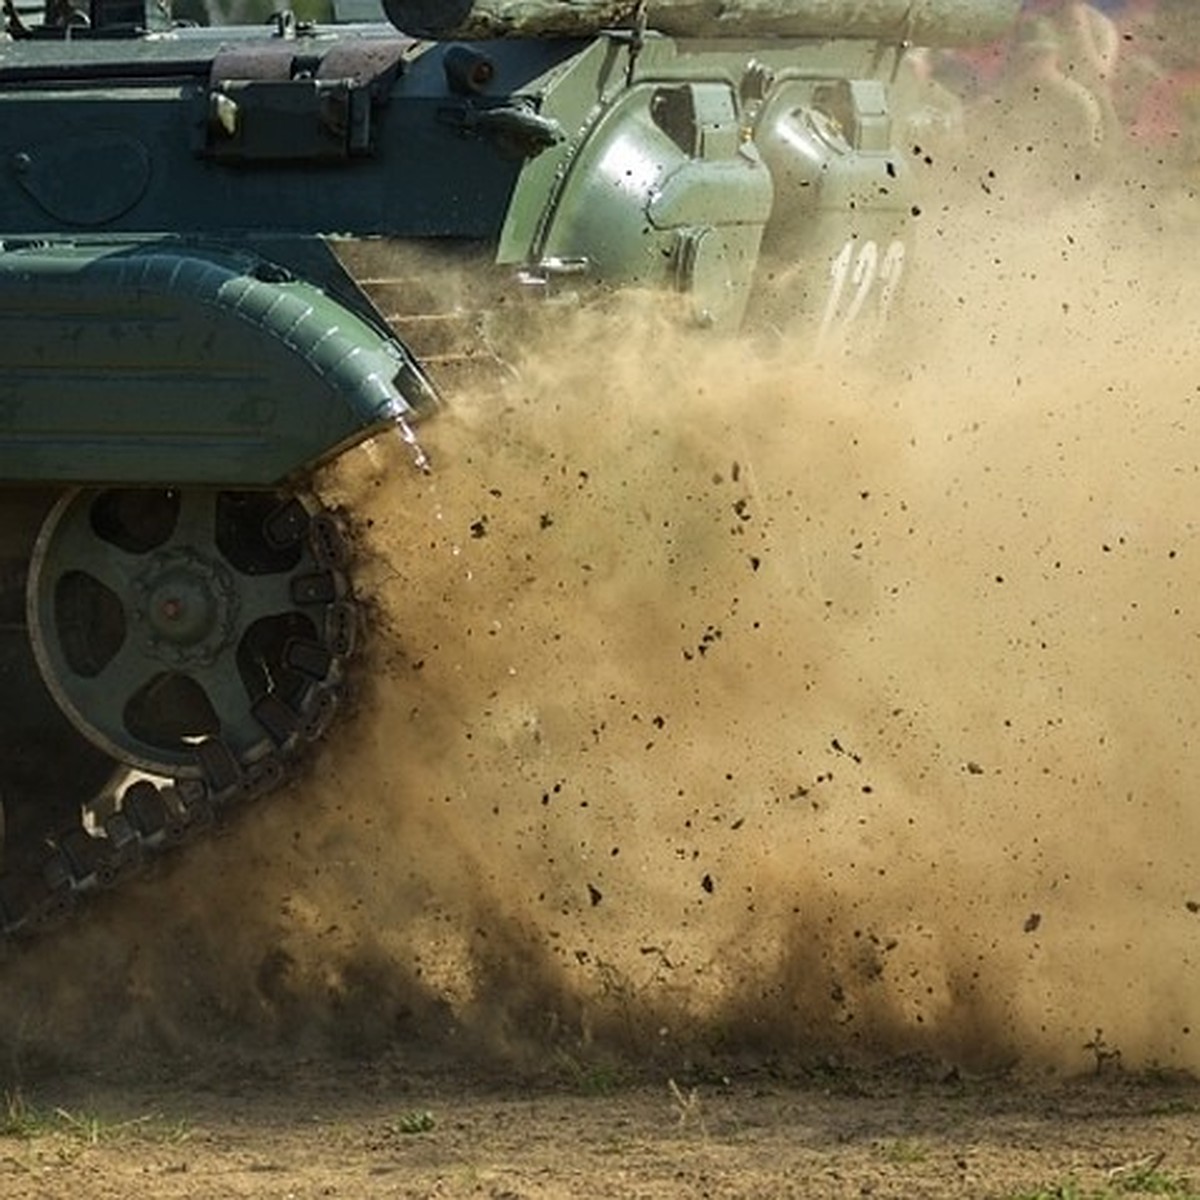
<box><xmin>383</xmin><ymin>0</ymin><xmax>1021</xmax><ymax>46</ymax></box>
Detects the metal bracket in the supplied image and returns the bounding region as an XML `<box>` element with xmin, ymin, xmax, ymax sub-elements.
<box><xmin>438</xmin><ymin>100</ymin><xmax>563</xmax><ymax>160</ymax></box>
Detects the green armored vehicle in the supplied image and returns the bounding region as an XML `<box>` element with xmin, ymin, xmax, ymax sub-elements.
<box><xmin>0</xmin><ymin>0</ymin><xmax>1018</xmax><ymax>938</ymax></box>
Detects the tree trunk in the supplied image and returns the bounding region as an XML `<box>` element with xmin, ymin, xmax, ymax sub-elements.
<box><xmin>384</xmin><ymin>0</ymin><xmax>1020</xmax><ymax>47</ymax></box>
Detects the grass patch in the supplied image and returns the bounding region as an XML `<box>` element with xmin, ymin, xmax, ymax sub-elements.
<box><xmin>0</xmin><ymin>1090</ymin><xmax>189</xmax><ymax>1145</ymax></box>
<box><xmin>0</xmin><ymin>1091</ymin><xmax>51</xmax><ymax>1139</ymax></box>
<box><xmin>1004</xmin><ymin>1168</ymin><xmax>1200</xmax><ymax>1200</ymax></box>
<box><xmin>551</xmin><ymin>1050</ymin><xmax>631</xmax><ymax>1096</ymax></box>
<box><xmin>879</xmin><ymin>1137</ymin><xmax>928</xmax><ymax>1165</ymax></box>
<box><xmin>1112</xmin><ymin>1169</ymin><xmax>1198</xmax><ymax>1196</ymax></box>
<box><xmin>393</xmin><ymin>1110</ymin><xmax>436</xmax><ymax>1135</ymax></box>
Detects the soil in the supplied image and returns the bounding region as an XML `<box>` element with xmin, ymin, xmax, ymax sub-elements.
<box><xmin>4</xmin><ymin>1062</ymin><xmax>1200</xmax><ymax>1199</ymax></box>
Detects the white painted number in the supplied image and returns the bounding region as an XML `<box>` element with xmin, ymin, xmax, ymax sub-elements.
<box><xmin>817</xmin><ymin>237</ymin><xmax>907</xmax><ymax>350</ymax></box>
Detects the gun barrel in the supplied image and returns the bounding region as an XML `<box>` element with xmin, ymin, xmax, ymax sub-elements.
<box><xmin>384</xmin><ymin>0</ymin><xmax>1020</xmax><ymax>47</ymax></box>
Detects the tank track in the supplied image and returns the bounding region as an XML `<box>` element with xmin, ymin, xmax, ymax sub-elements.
<box><xmin>0</xmin><ymin>505</ymin><xmax>359</xmax><ymax>949</ymax></box>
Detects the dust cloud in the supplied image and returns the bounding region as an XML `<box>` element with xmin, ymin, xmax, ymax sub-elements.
<box><xmin>3</xmin><ymin>160</ymin><xmax>1199</xmax><ymax>1084</ymax></box>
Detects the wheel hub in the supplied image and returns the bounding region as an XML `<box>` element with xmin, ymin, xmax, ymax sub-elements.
<box><xmin>135</xmin><ymin>549</ymin><xmax>239</xmax><ymax>664</ymax></box>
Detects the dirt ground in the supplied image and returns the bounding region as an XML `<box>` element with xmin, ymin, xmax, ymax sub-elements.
<box><xmin>3</xmin><ymin>1062</ymin><xmax>1200</xmax><ymax>1199</ymax></box>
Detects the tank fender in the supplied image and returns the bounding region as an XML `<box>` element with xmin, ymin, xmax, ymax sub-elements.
<box><xmin>0</xmin><ymin>241</ymin><xmax>434</xmax><ymax>487</ymax></box>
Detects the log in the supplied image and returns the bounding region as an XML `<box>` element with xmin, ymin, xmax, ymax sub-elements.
<box><xmin>383</xmin><ymin>0</ymin><xmax>1020</xmax><ymax>47</ymax></box>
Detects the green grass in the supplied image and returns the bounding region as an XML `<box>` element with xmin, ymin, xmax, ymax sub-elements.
<box><xmin>0</xmin><ymin>1090</ymin><xmax>189</xmax><ymax>1145</ymax></box>
<box><xmin>1004</xmin><ymin>1169</ymin><xmax>1200</xmax><ymax>1200</ymax></box>
<box><xmin>0</xmin><ymin>1091</ymin><xmax>48</xmax><ymax>1139</ymax></box>
<box><xmin>551</xmin><ymin>1050</ymin><xmax>631</xmax><ymax>1096</ymax></box>
<box><xmin>879</xmin><ymin>1137</ymin><xmax>929</xmax><ymax>1165</ymax></box>
<box><xmin>393</xmin><ymin>1110</ymin><xmax>436</xmax><ymax>1135</ymax></box>
<box><xmin>1112</xmin><ymin>1168</ymin><xmax>1199</xmax><ymax>1197</ymax></box>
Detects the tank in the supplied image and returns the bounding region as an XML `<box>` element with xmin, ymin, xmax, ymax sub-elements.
<box><xmin>0</xmin><ymin>0</ymin><xmax>1019</xmax><ymax>940</ymax></box>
